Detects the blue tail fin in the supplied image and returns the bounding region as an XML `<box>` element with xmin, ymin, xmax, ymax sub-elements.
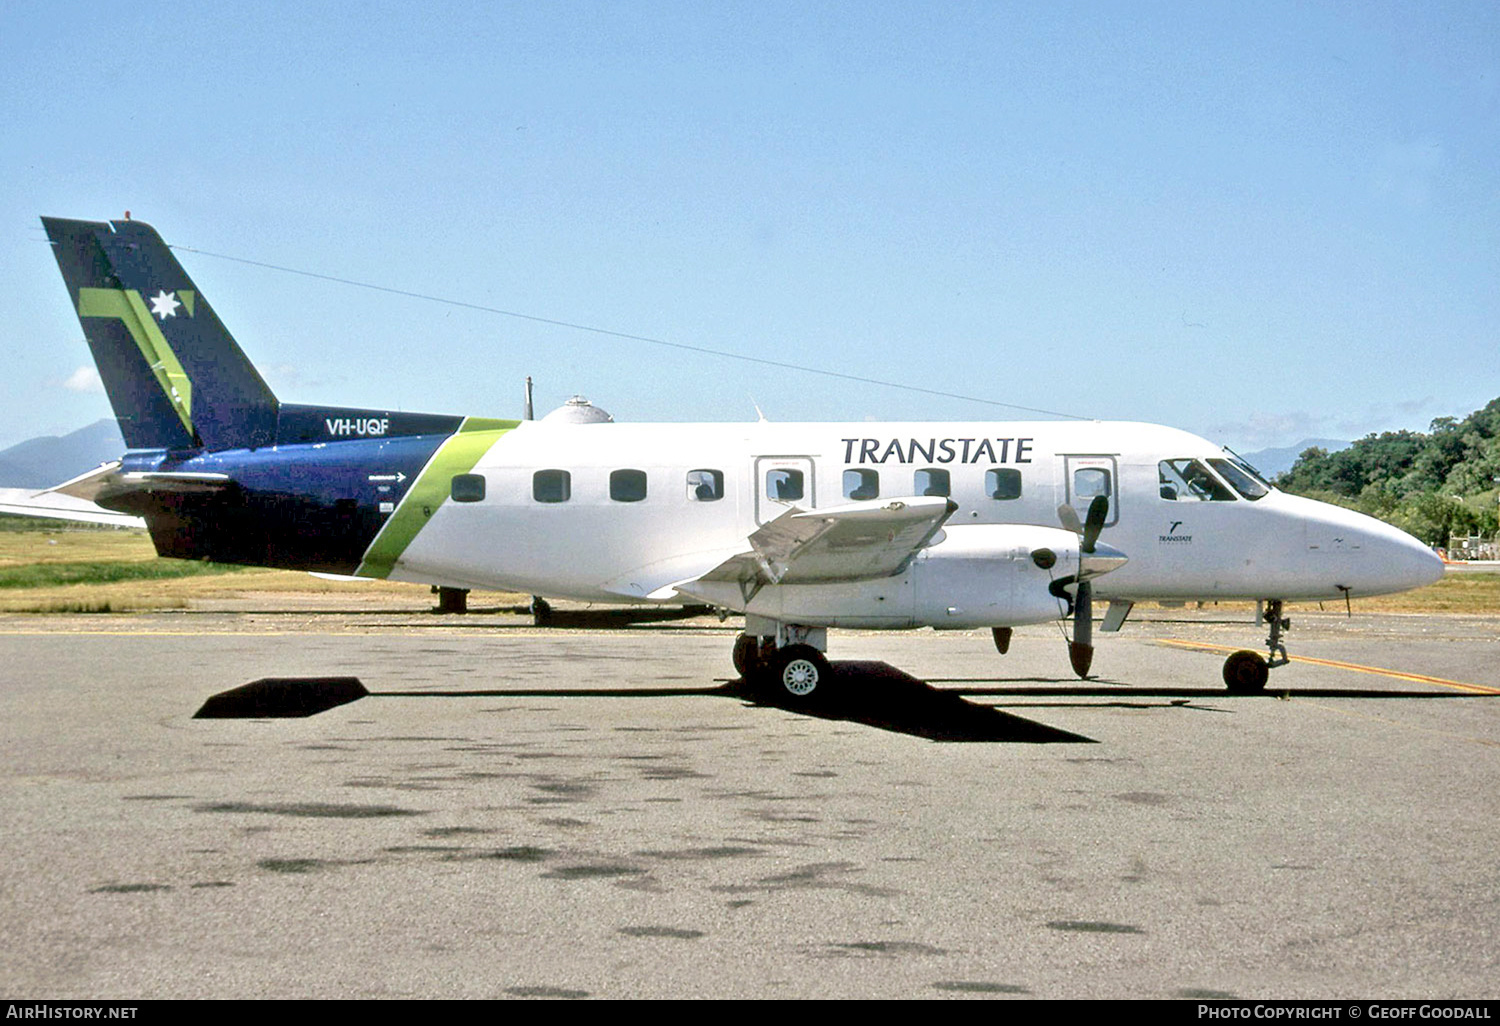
<box><xmin>42</xmin><ymin>217</ymin><xmax>279</xmax><ymax>452</ymax></box>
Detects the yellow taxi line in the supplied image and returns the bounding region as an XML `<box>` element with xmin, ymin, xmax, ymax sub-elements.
<box><xmin>1155</xmin><ymin>639</ymin><xmax>1500</xmax><ymax>695</ymax></box>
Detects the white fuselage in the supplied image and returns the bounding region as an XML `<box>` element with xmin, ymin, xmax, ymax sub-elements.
<box><xmin>387</xmin><ymin>419</ymin><xmax>1444</xmax><ymax>628</ymax></box>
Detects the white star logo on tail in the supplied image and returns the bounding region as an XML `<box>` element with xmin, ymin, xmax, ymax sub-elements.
<box><xmin>149</xmin><ymin>290</ymin><xmax>181</xmax><ymax>320</ymax></box>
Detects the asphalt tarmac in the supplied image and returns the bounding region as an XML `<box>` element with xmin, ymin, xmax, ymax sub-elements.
<box><xmin>1</xmin><ymin>605</ymin><xmax>1497</xmax><ymax>999</ymax></box>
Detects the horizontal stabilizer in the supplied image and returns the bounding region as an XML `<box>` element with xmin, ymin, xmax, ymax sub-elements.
<box><xmin>0</xmin><ymin>485</ymin><xmax>146</xmax><ymax>527</ymax></box>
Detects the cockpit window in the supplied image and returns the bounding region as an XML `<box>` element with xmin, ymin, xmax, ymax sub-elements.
<box><xmin>1209</xmin><ymin>457</ymin><xmax>1270</xmax><ymax>500</ymax></box>
<box><xmin>1159</xmin><ymin>459</ymin><xmax>1236</xmax><ymax>502</ymax></box>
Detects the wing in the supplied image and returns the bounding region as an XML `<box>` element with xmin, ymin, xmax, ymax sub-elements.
<box><xmin>697</xmin><ymin>495</ymin><xmax>956</xmax><ymax>591</ymax></box>
<box><xmin>599</xmin><ymin>496</ymin><xmax>956</xmax><ymax>603</ymax></box>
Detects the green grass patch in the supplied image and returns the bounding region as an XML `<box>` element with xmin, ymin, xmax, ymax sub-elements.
<box><xmin>0</xmin><ymin>514</ymin><xmax>125</xmax><ymax>533</ymax></box>
<box><xmin>0</xmin><ymin>559</ymin><xmax>246</xmax><ymax>590</ymax></box>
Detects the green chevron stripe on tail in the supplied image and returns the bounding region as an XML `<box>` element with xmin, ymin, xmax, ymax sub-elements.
<box><xmin>77</xmin><ymin>287</ymin><xmax>195</xmax><ymax>437</ymax></box>
<box><xmin>355</xmin><ymin>417</ymin><xmax>520</xmax><ymax>579</ymax></box>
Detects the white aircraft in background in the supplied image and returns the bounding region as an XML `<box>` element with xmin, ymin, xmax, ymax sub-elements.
<box><xmin>28</xmin><ymin>216</ymin><xmax>1444</xmax><ymax>699</ymax></box>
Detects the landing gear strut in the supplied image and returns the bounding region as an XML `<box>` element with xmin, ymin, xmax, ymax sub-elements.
<box><xmin>1222</xmin><ymin>599</ymin><xmax>1290</xmax><ymax>693</ymax></box>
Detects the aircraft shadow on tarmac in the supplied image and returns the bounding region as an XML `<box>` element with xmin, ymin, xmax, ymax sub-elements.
<box><xmin>194</xmin><ymin>662</ymin><xmax>1096</xmax><ymax>743</ymax></box>
<box><xmin>194</xmin><ymin>664</ymin><xmax>1492</xmax><ymax>741</ymax></box>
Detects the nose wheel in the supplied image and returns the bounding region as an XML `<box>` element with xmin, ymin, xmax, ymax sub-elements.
<box><xmin>1222</xmin><ymin>599</ymin><xmax>1290</xmax><ymax>693</ymax></box>
<box><xmin>1223</xmin><ymin>650</ymin><xmax>1270</xmax><ymax>692</ymax></box>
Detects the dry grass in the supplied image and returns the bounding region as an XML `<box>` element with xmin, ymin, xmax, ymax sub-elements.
<box><xmin>1341</xmin><ymin>571</ymin><xmax>1500</xmax><ymax>614</ymax></box>
<box><xmin>0</xmin><ymin>526</ymin><xmax>526</xmax><ymax>613</ymax></box>
<box><xmin>0</xmin><ymin>568</ymin><xmax>529</xmax><ymax>614</ymax></box>
<box><xmin>0</xmin><ymin>526</ymin><xmax>158</xmax><ymax>567</ymax></box>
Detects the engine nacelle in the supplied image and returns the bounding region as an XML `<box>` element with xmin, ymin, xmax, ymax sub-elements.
<box><xmin>733</xmin><ymin>523</ymin><xmax>1093</xmax><ymax>630</ymax></box>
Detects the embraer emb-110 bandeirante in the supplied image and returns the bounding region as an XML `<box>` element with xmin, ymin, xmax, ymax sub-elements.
<box><xmin>33</xmin><ymin>216</ymin><xmax>1444</xmax><ymax>699</ymax></box>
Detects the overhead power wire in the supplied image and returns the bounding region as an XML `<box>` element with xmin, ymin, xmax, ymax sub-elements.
<box><xmin>169</xmin><ymin>244</ymin><xmax>1089</xmax><ymax>421</ymax></box>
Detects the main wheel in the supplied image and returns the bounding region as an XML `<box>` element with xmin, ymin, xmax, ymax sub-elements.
<box><xmin>1223</xmin><ymin>650</ymin><xmax>1269</xmax><ymax>693</ymax></box>
<box><xmin>770</xmin><ymin>644</ymin><xmax>831</xmax><ymax>701</ymax></box>
<box><xmin>732</xmin><ymin>633</ymin><xmax>762</xmax><ymax>677</ymax></box>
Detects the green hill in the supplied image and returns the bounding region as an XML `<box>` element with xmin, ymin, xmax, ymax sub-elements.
<box><xmin>1276</xmin><ymin>399</ymin><xmax>1500</xmax><ymax>546</ymax></box>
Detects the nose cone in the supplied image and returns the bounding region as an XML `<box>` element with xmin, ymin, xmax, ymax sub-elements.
<box><xmin>1311</xmin><ymin>501</ymin><xmax>1446</xmax><ymax>596</ymax></box>
<box><xmin>1381</xmin><ymin>528</ymin><xmax>1447</xmax><ymax>592</ymax></box>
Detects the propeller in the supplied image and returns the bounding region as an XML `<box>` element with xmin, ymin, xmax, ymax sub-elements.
<box><xmin>1057</xmin><ymin>494</ymin><xmax>1110</xmax><ymax>678</ymax></box>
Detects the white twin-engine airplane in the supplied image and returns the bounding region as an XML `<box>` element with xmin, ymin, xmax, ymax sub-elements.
<box><xmin>34</xmin><ymin>216</ymin><xmax>1444</xmax><ymax>700</ymax></box>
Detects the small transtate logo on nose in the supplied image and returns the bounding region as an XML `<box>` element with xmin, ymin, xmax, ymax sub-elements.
<box><xmin>1160</xmin><ymin>520</ymin><xmax>1192</xmax><ymax>544</ymax></box>
<box><xmin>149</xmin><ymin>290</ymin><xmax>181</xmax><ymax>321</ymax></box>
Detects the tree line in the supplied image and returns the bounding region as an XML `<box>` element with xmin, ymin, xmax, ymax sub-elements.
<box><xmin>1275</xmin><ymin>398</ymin><xmax>1500</xmax><ymax>546</ymax></box>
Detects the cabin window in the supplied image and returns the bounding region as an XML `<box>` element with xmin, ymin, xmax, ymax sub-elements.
<box><xmin>915</xmin><ymin>468</ymin><xmax>950</xmax><ymax>497</ymax></box>
<box><xmin>533</xmin><ymin>469</ymin><xmax>571</xmax><ymax>503</ymax></box>
<box><xmin>843</xmin><ymin>468</ymin><xmax>879</xmax><ymax>501</ymax></box>
<box><xmin>1158</xmin><ymin>459</ymin><xmax>1234</xmax><ymax>502</ymax></box>
<box><xmin>986</xmin><ymin>468</ymin><xmax>1022</xmax><ymax>500</ymax></box>
<box><xmin>767</xmin><ymin>468</ymin><xmax>804</xmax><ymax>502</ymax></box>
<box><xmin>450</xmin><ymin>474</ymin><xmax>486</xmax><ymax>503</ymax></box>
<box><xmin>610</xmin><ymin>469</ymin><xmax>648</xmax><ymax>502</ymax></box>
<box><xmin>687</xmin><ymin>469</ymin><xmax>723</xmax><ymax>502</ymax></box>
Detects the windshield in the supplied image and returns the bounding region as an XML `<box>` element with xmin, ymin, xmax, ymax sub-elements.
<box><xmin>1159</xmin><ymin>459</ymin><xmax>1236</xmax><ymax>501</ymax></box>
<box><xmin>1209</xmin><ymin>456</ymin><xmax>1271</xmax><ymax>500</ymax></box>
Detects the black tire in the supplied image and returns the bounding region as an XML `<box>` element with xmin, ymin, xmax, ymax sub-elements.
<box><xmin>769</xmin><ymin>644</ymin><xmax>831</xmax><ymax>701</ymax></box>
<box><xmin>732</xmin><ymin>634</ymin><xmax>761</xmax><ymax>678</ymax></box>
<box><xmin>1223</xmin><ymin>650</ymin><xmax>1269</xmax><ymax>693</ymax></box>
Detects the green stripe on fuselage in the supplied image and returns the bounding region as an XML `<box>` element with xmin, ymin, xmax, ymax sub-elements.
<box><xmin>354</xmin><ymin>417</ymin><xmax>520</xmax><ymax>579</ymax></box>
<box><xmin>77</xmin><ymin>287</ymin><xmax>194</xmax><ymax>436</ymax></box>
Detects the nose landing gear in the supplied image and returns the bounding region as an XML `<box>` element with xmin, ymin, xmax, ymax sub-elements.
<box><xmin>1222</xmin><ymin>599</ymin><xmax>1291</xmax><ymax>693</ymax></box>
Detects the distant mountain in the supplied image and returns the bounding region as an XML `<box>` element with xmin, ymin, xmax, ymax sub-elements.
<box><xmin>0</xmin><ymin>419</ymin><xmax>124</xmax><ymax>488</ymax></box>
<box><xmin>1240</xmin><ymin>438</ymin><xmax>1350</xmax><ymax>478</ymax></box>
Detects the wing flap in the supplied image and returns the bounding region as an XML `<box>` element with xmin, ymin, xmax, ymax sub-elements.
<box><xmin>700</xmin><ymin>496</ymin><xmax>956</xmax><ymax>588</ymax></box>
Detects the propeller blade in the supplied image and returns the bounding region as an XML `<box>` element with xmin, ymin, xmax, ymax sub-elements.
<box><xmin>1082</xmin><ymin>494</ymin><xmax>1109</xmax><ymax>553</ymax></box>
<box><xmin>1056</xmin><ymin>503</ymin><xmax>1083</xmax><ymax>536</ymax></box>
<box><xmin>1069</xmin><ymin>579</ymin><xmax>1094</xmax><ymax>678</ymax></box>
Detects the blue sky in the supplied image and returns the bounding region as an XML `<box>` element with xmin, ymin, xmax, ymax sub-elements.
<box><xmin>2</xmin><ymin>1</ymin><xmax>1496</xmax><ymax>454</ymax></box>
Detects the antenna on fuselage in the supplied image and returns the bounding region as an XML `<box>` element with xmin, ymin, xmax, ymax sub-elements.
<box><xmin>523</xmin><ymin>376</ymin><xmax>534</xmax><ymax>420</ymax></box>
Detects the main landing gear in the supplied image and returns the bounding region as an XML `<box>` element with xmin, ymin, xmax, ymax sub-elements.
<box><xmin>1222</xmin><ymin>599</ymin><xmax>1291</xmax><ymax>693</ymax></box>
<box><xmin>733</xmin><ymin>624</ymin><xmax>832</xmax><ymax>702</ymax></box>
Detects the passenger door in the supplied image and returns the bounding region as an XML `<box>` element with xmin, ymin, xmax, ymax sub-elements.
<box><xmin>1063</xmin><ymin>454</ymin><xmax>1120</xmax><ymax>527</ymax></box>
<box><xmin>754</xmin><ymin>456</ymin><xmax>815</xmax><ymax>525</ymax></box>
